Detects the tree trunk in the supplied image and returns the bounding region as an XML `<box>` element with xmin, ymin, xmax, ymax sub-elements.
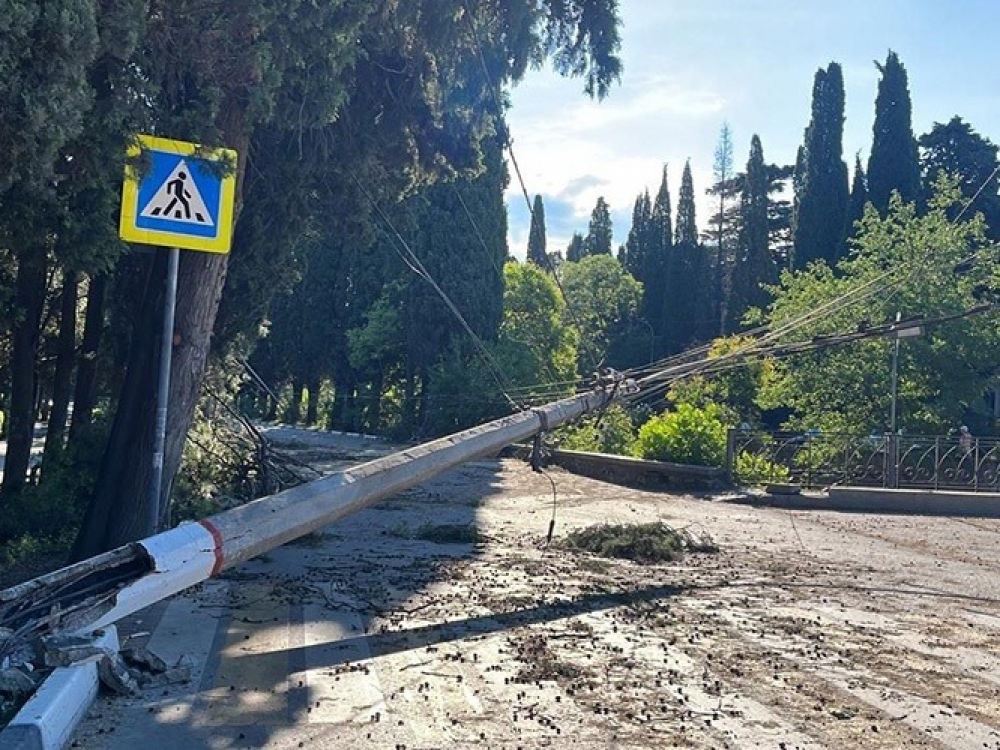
<box><xmin>72</xmin><ymin>95</ymin><xmax>249</xmax><ymax>558</ymax></box>
<box><xmin>284</xmin><ymin>379</ymin><xmax>303</xmax><ymax>424</ymax></box>
<box><xmin>0</xmin><ymin>250</ymin><xmax>48</xmax><ymax>500</ymax></box>
<box><xmin>365</xmin><ymin>370</ymin><xmax>383</xmax><ymax>433</ymax></box>
<box><xmin>328</xmin><ymin>378</ymin><xmax>347</xmax><ymax>429</ymax></box>
<box><xmin>72</xmin><ymin>254</ymin><xmax>161</xmax><ymax>559</ymax></box>
<box><xmin>305</xmin><ymin>377</ymin><xmax>320</xmax><ymax>426</ymax></box>
<box><xmin>68</xmin><ymin>274</ymin><xmax>107</xmax><ymax>444</ymax></box>
<box><xmin>42</xmin><ymin>271</ymin><xmax>79</xmax><ymax>468</ymax></box>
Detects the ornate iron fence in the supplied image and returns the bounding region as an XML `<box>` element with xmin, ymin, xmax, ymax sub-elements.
<box><xmin>727</xmin><ymin>430</ymin><xmax>1000</xmax><ymax>492</ymax></box>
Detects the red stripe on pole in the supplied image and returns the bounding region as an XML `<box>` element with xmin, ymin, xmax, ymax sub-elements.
<box><xmin>198</xmin><ymin>519</ymin><xmax>225</xmax><ymax>575</ymax></box>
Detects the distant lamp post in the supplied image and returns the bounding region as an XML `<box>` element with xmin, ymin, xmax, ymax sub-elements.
<box><xmin>888</xmin><ymin>314</ymin><xmax>923</xmax><ymax>487</ymax></box>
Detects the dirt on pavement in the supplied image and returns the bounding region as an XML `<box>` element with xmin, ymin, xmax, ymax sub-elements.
<box><xmin>70</xmin><ymin>440</ymin><xmax>1000</xmax><ymax>749</ymax></box>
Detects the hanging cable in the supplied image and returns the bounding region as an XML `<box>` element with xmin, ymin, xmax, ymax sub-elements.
<box><xmin>348</xmin><ymin>169</ymin><xmax>524</xmax><ymax>412</ymax></box>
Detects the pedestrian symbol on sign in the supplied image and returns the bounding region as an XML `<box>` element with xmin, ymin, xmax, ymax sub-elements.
<box><xmin>140</xmin><ymin>160</ymin><xmax>213</xmax><ymax>226</ymax></box>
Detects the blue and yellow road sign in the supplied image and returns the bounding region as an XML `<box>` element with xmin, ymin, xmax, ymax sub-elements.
<box><xmin>120</xmin><ymin>134</ymin><xmax>237</xmax><ymax>254</ymax></box>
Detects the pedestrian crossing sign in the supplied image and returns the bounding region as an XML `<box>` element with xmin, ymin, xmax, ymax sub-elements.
<box><xmin>120</xmin><ymin>134</ymin><xmax>237</xmax><ymax>254</ymax></box>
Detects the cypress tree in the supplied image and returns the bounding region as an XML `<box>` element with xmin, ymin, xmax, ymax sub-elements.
<box><xmin>585</xmin><ymin>196</ymin><xmax>613</xmax><ymax>255</ymax></box>
<box><xmin>622</xmin><ymin>190</ymin><xmax>651</xmax><ymax>277</ymax></box>
<box><xmin>867</xmin><ymin>51</ymin><xmax>921</xmax><ymax>214</ymax></box>
<box><xmin>675</xmin><ymin>160</ymin><xmax>698</xmax><ymax>247</ymax></box>
<box><xmin>846</xmin><ymin>154</ymin><xmax>869</xmax><ymax>243</ymax></box>
<box><xmin>647</xmin><ymin>167</ymin><xmax>673</xmax><ymax>338</ymax></box>
<box><xmin>527</xmin><ymin>194</ymin><xmax>548</xmax><ymax>266</ymax></box>
<box><xmin>729</xmin><ymin>135</ymin><xmax>775</xmax><ymax>331</ymax></box>
<box><xmin>663</xmin><ymin>160</ymin><xmax>707</xmax><ymax>353</ymax></box>
<box><xmin>651</xmin><ymin>166</ymin><xmax>674</xmax><ymax>252</ymax></box>
<box><xmin>792</xmin><ymin>62</ymin><xmax>849</xmax><ymax>268</ymax></box>
<box><xmin>566</xmin><ymin>232</ymin><xmax>585</xmax><ymax>262</ymax></box>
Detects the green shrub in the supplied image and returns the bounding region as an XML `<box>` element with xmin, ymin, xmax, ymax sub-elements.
<box><xmin>734</xmin><ymin>450</ymin><xmax>791</xmax><ymax>486</ymax></box>
<box><xmin>556</xmin><ymin>405</ymin><xmax>635</xmax><ymax>455</ymax></box>
<box><xmin>633</xmin><ymin>402</ymin><xmax>727</xmax><ymax>467</ymax></box>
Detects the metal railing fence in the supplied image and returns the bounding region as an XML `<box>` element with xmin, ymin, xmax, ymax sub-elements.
<box><xmin>727</xmin><ymin>429</ymin><xmax>1000</xmax><ymax>492</ymax></box>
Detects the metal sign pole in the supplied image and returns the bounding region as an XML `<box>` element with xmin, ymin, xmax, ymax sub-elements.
<box><xmin>150</xmin><ymin>247</ymin><xmax>180</xmax><ymax>533</ymax></box>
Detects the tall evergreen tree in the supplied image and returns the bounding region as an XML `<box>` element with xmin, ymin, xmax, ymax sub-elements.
<box><xmin>792</xmin><ymin>62</ymin><xmax>849</xmax><ymax>268</ymax></box>
<box><xmin>663</xmin><ymin>160</ymin><xmax>711</xmax><ymax>352</ymax></box>
<box><xmin>729</xmin><ymin>135</ymin><xmax>775</xmax><ymax>331</ymax></box>
<box><xmin>867</xmin><ymin>51</ymin><xmax>921</xmax><ymax>214</ymax></box>
<box><xmin>584</xmin><ymin>196</ymin><xmax>613</xmax><ymax>256</ymax></box>
<box><xmin>846</xmin><ymin>154</ymin><xmax>869</xmax><ymax>243</ymax></box>
<box><xmin>707</xmin><ymin>123</ymin><xmax>736</xmax><ymax>335</ymax></box>
<box><xmin>566</xmin><ymin>232</ymin><xmax>585</xmax><ymax>262</ymax></box>
<box><xmin>675</xmin><ymin>160</ymin><xmax>698</xmax><ymax>247</ymax></box>
<box><xmin>919</xmin><ymin>116</ymin><xmax>1000</xmax><ymax>238</ymax></box>
<box><xmin>622</xmin><ymin>190</ymin><xmax>652</xmax><ymax>277</ymax></box>
<box><xmin>73</xmin><ymin>0</ymin><xmax>625</xmax><ymax>557</ymax></box>
<box><xmin>646</xmin><ymin>167</ymin><xmax>673</xmax><ymax>339</ymax></box>
<box><xmin>527</xmin><ymin>194</ymin><xmax>548</xmax><ymax>266</ymax></box>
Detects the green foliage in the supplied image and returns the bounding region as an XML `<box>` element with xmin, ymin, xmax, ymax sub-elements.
<box><xmin>500</xmin><ymin>260</ymin><xmax>579</xmax><ymax>387</ymax></box>
<box><xmin>556</xmin><ymin>404</ymin><xmax>635</xmax><ymax>455</ymax></box>
<box><xmin>633</xmin><ymin>402</ymin><xmax>728</xmax><ymax>467</ymax></box>
<box><xmin>730</xmin><ymin>134</ymin><xmax>778</xmax><ymax>328</ymax></box>
<box><xmin>0</xmin><ymin>0</ymin><xmax>98</xmax><ymax>194</ymax></box>
<box><xmin>792</xmin><ymin>63</ymin><xmax>848</xmax><ymax>268</ymax></box>
<box><xmin>919</xmin><ymin>116</ymin><xmax>1000</xmax><ymax>239</ymax></box>
<box><xmin>172</xmin><ymin>404</ymin><xmax>268</xmax><ymax>521</ymax></box>
<box><xmin>675</xmin><ymin>161</ymin><xmax>699</xmax><ymax>247</ymax></box>
<box><xmin>584</xmin><ymin>196</ymin><xmax>613</xmax><ymax>256</ymax></box>
<box><xmin>527</xmin><ymin>194</ymin><xmax>548</xmax><ymax>267</ymax></box>
<box><xmin>734</xmin><ymin>450</ymin><xmax>791</xmax><ymax>487</ymax></box>
<box><xmin>560</xmin><ymin>254</ymin><xmax>642</xmax><ymax>376</ymax></box>
<box><xmin>668</xmin><ymin>336</ymin><xmax>775</xmax><ymax>427</ymax></box>
<box><xmin>867</xmin><ymin>51</ymin><xmax>921</xmax><ymax>214</ymax></box>
<box><xmin>560</xmin><ymin>522</ymin><xmax>711</xmax><ymax>563</ymax></box>
<box><xmin>760</xmin><ymin>177</ymin><xmax>1000</xmax><ymax>435</ymax></box>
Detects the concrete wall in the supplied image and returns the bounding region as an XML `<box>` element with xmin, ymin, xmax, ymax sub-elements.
<box><xmin>752</xmin><ymin>486</ymin><xmax>1000</xmax><ymax>518</ymax></box>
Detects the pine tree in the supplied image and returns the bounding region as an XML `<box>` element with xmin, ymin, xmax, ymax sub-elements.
<box><xmin>792</xmin><ymin>62</ymin><xmax>849</xmax><ymax>268</ymax></box>
<box><xmin>527</xmin><ymin>194</ymin><xmax>548</xmax><ymax>266</ymax></box>
<box><xmin>846</xmin><ymin>154</ymin><xmax>869</xmax><ymax>243</ymax></box>
<box><xmin>585</xmin><ymin>196</ymin><xmax>613</xmax><ymax>255</ymax></box>
<box><xmin>867</xmin><ymin>51</ymin><xmax>921</xmax><ymax>214</ymax></box>
<box><xmin>729</xmin><ymin>135</ymin><xmax>775</xmax><ymax>331</ymax></box>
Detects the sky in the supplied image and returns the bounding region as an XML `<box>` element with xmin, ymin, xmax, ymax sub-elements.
<box><xmin>504</xmin><ymin>1</ymin><xmax>1000</xmax><ymax>260</ymax></box>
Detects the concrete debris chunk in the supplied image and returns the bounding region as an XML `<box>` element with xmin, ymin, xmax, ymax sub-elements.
<box><xmin>122</xmin><ymin>644</ymin><xmax>168</xmax><ymax>674</ymax></box>
<box><xmin>98</xmin><ymin>652</ymin><xmax>141</xmax><ymax>696</ymax></box>
<box><xmin>0</xmin><ymin>666</ymin><xmax>37</xmax><ymax>697</ymax></box>
<box><xmin>40</xmin><ymin>633</ymin><xmax>113</xmax><ymax>668</ymax></box>
<box><xmin>137</xmin><ymin>653</ymin><xmax>194</xmax><ymax>688</ymax></box>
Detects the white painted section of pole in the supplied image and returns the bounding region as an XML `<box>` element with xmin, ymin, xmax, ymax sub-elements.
<box><xmin>150</xmin><ymin>246</ymin><xmax>180</xmax><ymax>534</ymax></box>
<box><xmin>0</xmin><ymin>627</ymin><xmax>118</xmax><ymax>750</ymax></box>
<box><xmin>89</xmin><ymin>522</ymin><xmax>218</xmax><ymax>631</ymax></box>
<box><xmin>79</xmin><ymin>388</ymin><xmax>614</xmax><ymax>632</ymax></box>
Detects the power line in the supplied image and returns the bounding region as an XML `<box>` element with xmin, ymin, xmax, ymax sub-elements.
<box><xmin>347</xmin><ymin>169</ymin><xmax>524</xmax><ymax>412</ymax></box>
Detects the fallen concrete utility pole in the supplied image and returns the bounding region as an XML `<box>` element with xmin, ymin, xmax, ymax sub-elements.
<box><xmin>0</xmin><ymin>384</ymin><xmax>625</xmax><ymax>648</ymax></box>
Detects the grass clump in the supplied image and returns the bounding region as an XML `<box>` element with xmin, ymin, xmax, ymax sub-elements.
<box><xmin>560</xmin><ymin>521</ymin><xmax>717</xmax><ymax>563</ymax></box>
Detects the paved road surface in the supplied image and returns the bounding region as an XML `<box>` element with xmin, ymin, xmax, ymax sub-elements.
<box><xmin>71</xmin><ymin>438</ymin><xmax>1000</xmax><ymax>749</ymax></box>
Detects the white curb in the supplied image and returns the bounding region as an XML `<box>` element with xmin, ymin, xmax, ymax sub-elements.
<box><xmin>0</xmin><ymin>626</ymin><xmax>118</xmax><ymax>750</ymax></box>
